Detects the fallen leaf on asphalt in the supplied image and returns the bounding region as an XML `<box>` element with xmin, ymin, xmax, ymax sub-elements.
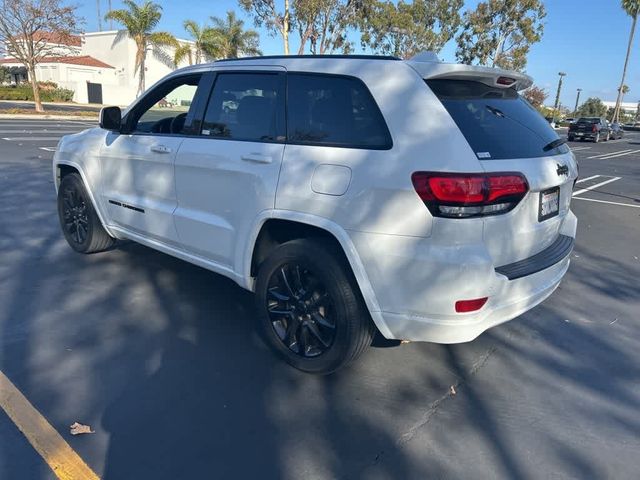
<box><xmin>450</xmin><ymin>385</ymin><xmax>456</xmax><ymax>396</ymax></box>
<box><xmin>70</xmin><ymin>422</ymin><xmax>94</xmax><ymax>435</ymax></box>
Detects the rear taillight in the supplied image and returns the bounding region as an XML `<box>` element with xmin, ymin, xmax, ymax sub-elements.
<box><xmin>411</xmin><ymin>172</ymin><xmax>528</xmax><ymax>218</ymax></box>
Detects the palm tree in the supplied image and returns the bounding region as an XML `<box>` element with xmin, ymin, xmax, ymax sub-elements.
<box><xmin>174</xmin><ymin>20</ymin><xmax>220</xmax><ymax>66</ymax></box>
<box><xmin>105</xmin><ymin>0</ymin><xmax>178</xmax><ymax>96</ymax></box>
<box><xmin>612</xmin><ymin>0</ymin><xmax>640</xmax><ymax>122</ymax></box>
<box><xmin>209</xmin><ymin>11</ymin><xmax>261</xmax><ymax>59</ymax></box>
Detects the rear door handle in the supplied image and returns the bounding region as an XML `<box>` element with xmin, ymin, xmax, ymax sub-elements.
<box><xmin>241</xmin><ymin>153</ymin><xmax>272</xmax><ymax>164</ymax></box>
<box><xmin>150</xmin><ymin>144</ymin><xmax>172</xmax><ymax>154</ymax></box>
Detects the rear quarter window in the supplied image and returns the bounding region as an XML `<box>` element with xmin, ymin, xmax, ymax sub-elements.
<box><xmin>287</xmin><ymin>73</ymin><xmax>392</xmax><ymax>149</ymax></box>
<box><xmin>427</xmin><ymin>79</ymin><xmax>569</xmax><ymax>160</ymax></box>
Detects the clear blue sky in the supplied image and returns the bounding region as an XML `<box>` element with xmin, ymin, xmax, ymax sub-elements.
<box><xmin>81</xmin><ymin>0</ymin><xmax>639</xmax><ymax>109</ymax></box>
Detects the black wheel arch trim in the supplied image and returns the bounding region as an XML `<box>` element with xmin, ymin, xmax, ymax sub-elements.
<box><xmin>56</xmin><ymin>161</ymin><xmax>114</xmax><ymax>237</ymax></box>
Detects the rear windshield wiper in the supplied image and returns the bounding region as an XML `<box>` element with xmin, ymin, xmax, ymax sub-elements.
<box><xmin>543</xmin><ymin>138</ymin><xmax>567</xmax><ymax>152</ymax></box>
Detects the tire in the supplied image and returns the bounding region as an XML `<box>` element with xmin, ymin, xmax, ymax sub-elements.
<box><xmin>568</xmin><ymin>135</ymin><xmax>574</xmax><ymax>141</ymax></box>
<box><xmin>255</xmin><ymin>238</ymin><xmax>375</xmax><ymax>374</ymax></box>
<box><xmin>57</xmin><ymin>173</ymin><xmax>115</xmax><ymax>254</ymax></box>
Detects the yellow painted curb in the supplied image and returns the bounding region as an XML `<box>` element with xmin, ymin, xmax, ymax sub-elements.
<box><xmin>0</xmin><ymin>371</ymin><xmax>99</xmax><ymax>480</ymax></box>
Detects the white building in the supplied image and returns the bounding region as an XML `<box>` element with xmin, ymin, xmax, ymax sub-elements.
<box><xmin>1</xmin><ymin>30</ymin><xmax>193</xmax><ymax>105</ymax></box>
<box><xmin>602</xmin><ymin>100</ymin><xmax>639</xmax><ymax>115</ymax></box>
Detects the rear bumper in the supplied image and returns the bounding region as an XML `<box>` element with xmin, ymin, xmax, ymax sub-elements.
<box><xmin>380</xmin><ymin>256</ymin><xmax>569</xmax><ymax>343</ymax></box>
<box><xmin>569</xmin><ymin>132</ymin><xmax>597</xmax><ymax>139</ymax></box>
<box><xmin>349</xmin><ymin>211</ymin><xmax>576</xmax><ymax>343</ymax></box>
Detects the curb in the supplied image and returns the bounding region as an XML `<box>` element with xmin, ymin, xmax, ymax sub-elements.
<box><xmin>0</xmin><ymin>114</ymin><xmax>98</xmax><ymax>121</ymax></box>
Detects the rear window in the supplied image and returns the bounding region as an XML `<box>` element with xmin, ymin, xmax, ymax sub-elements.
<box><xmin>427</xmin><ymin>80</ymin><xmax>569</xmax><ymax>160</ymax></box>
<box><xmin>577</xmin><ymin>117</ymin><xmax>600</xmax><ymax>124</ymax></box>
<box><xmin>287</xmin><ymin>73</ymin><xmax>392</xmax><ymax>149</ymax></box>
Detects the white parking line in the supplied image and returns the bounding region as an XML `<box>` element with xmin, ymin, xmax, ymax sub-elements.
<box><xmin>570</xmin><ymin>146</ymin><xmax>592</xmax><ymax>151</ymax></box>
<box><xmin>573</xmin><ymin>177</ymin><xmax>621</xmax><ymax>196</ymax></box>
<box><xmin>0</xmin><ymin>122</ymin><xmax>82</xmax><ymax>127</ymax></box>
<box><xmin>573</xmin><ymin>197</ymin><xmax>640</xmax><ymax>209</ymax></box>
<box><xmin>39</xmin><ymin>147</ymin><xmax>57</xmax><ymax>152</ymax></box>
<box><xmin>0</xmin><ymin>130</ymin><xmax>79</xmax><ymax>134</ymax></box>
<box><xmin>587</xmin><ymin>149</ymin><xmax>632</xmax><ymax>159</ymax></box>
<box><xmin>2</xmin><ymin>137</ymin><xmax>62</xmax><ymax>141</ymax></box>
<box><xmin>575</xmin><ymin>174</ymin><xmax>601</xmax><ymax>184</ymax></box>
<box><xmin>598</xmin><ymin>149</ymin><xmax>640</xmax><ymax>160</ymax></box>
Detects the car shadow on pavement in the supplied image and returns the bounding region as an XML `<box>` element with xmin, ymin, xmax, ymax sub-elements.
<box><xmin>90</xmin><ymin>242</ymin><xmax>427</xmax><ymax>480</ymax></box>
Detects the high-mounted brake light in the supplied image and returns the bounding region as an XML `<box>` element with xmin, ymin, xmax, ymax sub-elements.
<box><xmin>496</xmin><ymin>76</ymin><xmax>516</xmax><ymax>86</ymax></box>
<box><xmin>411</xmin><ymin>172</ymin><xmax>528</xmax><ymax>218</ymax></box>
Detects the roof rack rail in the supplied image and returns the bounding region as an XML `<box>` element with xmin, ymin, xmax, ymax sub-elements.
<box><xmin>215</xmin><ymin>54</ymin><xmax>401</xmax><ymax>62</ymax></box>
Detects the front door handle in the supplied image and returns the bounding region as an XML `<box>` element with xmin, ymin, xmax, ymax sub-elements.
<box><xmin>241</xmin><ymin>153</ymin><xmax>272</xmax><ymax>164</ymax></box>
<box><xmin>150</xmin><ymin>144</ymin><xmax>172</xmax><ymax>154</ymax></box>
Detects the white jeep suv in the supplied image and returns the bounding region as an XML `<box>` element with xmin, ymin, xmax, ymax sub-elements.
<box><xmin>54</xmin><ymin>54</ymin><xmax>577</xmax><ymax>373</ymax></box>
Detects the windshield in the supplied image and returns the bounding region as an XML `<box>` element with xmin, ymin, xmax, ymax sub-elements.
<box><xmin>427</xmin><ymin>79</ymin><xmax>570</xmax><ymax>160</ymax></box>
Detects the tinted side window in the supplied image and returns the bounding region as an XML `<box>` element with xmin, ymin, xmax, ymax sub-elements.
<box><xmin>129</xmin><ymin>74</ymin><xmax>203</xmax><ymax>134</ymax></box>
<box><xmin>201</xmin><ymin>73</ymin><xmax>285</xmax><ymax>142</ymax></box>
<box><xmin>287</xmin><ymin>73</ymin><xmax>392</xmax><ymax>149</ymax></box>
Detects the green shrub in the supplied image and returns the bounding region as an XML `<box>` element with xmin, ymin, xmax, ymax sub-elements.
<box><xmin>0</xmin><ymin>86</ymin><xmax>33</xmax><ymax>100</ymax></box>
<box><xmin>44</xmin><ymin>88</ymin><xmax>74</xmax><ymax>102</ymax></box>
<box><xmin>0</xmin><ymin>85</ymin><xmax>75</xmax><ymax>102</ymax></box>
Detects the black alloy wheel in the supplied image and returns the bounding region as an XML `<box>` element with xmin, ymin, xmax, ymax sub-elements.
<box><xmin>266</xmin><ymin>263</ymin><xmax>337</xmax><ymax>358</ymax></box>
<box><xmin>255</xmin><ymin>239</ymin><xmax>375</xmax><ymax>374</ymax></box>
<box><xmin>57</xmin><ymin>173</ymin><xmax>115</xmax><ymax>253</ymax></box>
<box><xmin>61</xmin><ymin>183</ymin><xmax>90</xmax><ymax>245</ymax></box>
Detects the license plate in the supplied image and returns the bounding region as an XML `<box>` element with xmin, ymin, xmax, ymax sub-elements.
<box><xmin>576</xmin><ymin>133</ymin><xmax>583</xmax><ymax>136</ymax></box>
<box><xmin>539</xmin><ymin>187</ymin><xmax>560</xmax><ymax>221</ymax></box>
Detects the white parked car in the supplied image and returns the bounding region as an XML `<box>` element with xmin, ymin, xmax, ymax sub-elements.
<box><xmin>53</xmin><ymin>54</ymin><xmax>577</xmax><ymax>373</ymax></box>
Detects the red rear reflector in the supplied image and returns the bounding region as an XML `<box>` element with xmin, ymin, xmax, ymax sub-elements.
<box><xmin>455</xmin><ymin>297</ymin><xmax>488</xmax><ymax>313</ymax></box>
<box><xmin>496</xmin><ymin>76</ymin><xmax>516</xmax><ymax>86</ymax></box>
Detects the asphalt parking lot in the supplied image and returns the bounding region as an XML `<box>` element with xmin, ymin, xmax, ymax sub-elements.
<box><xmin>0</xmin><ymin>119</ymin><xmax>639</xmax><ymax>479</ymax></box>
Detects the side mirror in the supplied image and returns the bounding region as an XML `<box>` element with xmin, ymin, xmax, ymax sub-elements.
<box><xmin>99</xmin><ymin>106</ymin><xmax>122</xmax><ymax>131</ymax></box>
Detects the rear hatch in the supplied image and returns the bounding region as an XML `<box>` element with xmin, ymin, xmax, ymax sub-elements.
<box><xmin>426</xmin><ymin>78</ymin><xmax>577</xmax><ymax>267</ymax></box>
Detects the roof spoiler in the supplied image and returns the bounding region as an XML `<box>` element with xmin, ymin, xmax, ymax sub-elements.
<box><xmin>406</xmin><ymin>51</ymin><xmax>533</xmax><ymax>91</ymax></box>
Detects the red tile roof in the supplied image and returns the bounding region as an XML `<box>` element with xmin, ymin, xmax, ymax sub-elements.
<box><xmin>31</xmin><ymin>31</ymin><xmax>83</xmax><ymax>47</ymax></box>
<box><xmin>0</xmin><ymin>56</ymin><xmax>114</xmax><ymax>69</ymax></box>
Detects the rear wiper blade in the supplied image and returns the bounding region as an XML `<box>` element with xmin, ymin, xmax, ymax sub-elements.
<box><xmin>543</xmin><ymin>138</ymin><xmax>567</xmax><ymax>152</ymax></box>
<box><xmin>485</xmin><ymin>105</ymin><xmax>505</xmax><ymax>117</ymax></box>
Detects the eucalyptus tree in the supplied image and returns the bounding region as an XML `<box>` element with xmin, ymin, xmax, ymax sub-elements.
<box><xmin>239</xmin><ymin>0</ymin><xmax>290</xmax><ymax>55</ymax></box>
<box><xmin>455</xmin><ymin>0</ymin><xmax>545</xmax><ymax>71</ymax></box>
<box><xmin>359</xmin><ymin>0</ymin><xmax>463</xmax><ymax>59</ymax></box>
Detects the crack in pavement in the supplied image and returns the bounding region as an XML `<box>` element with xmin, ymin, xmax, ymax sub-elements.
<box><xmin>396</xmin><ymin>346</ymin><xmax>497</xmax><ymax>446</ymax></box>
